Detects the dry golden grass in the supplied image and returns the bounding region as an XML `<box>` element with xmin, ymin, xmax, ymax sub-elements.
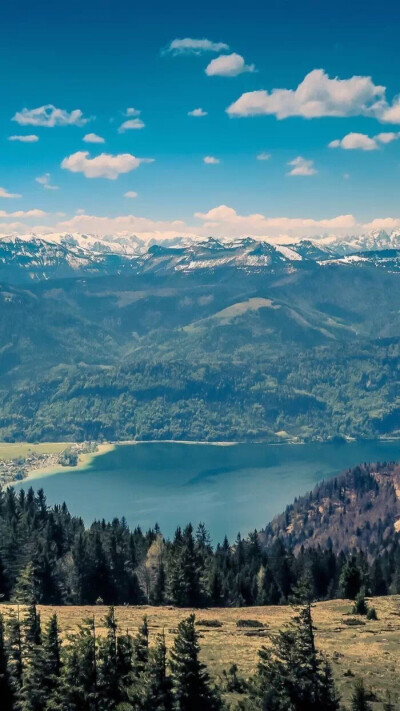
<box><xmin>2</xmin><ymin>596</ymin><xmax>400</xmax><ymax>707</ymax></box>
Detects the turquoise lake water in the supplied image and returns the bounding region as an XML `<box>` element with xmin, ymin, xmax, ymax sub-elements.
<box><xmin>15</xmin><ymin>440</ymin><xmax>400</xmax><ymax>542</ymax></box>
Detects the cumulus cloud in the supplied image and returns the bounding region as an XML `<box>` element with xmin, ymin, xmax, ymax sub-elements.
<box><xmin>36</xmin><ymin>173</ymin><xmax>59</xmax><ymax>190</ymax></box>
<box><xmin>0</xmin><ymin>187</ymin><xmax>22</xmax><ymax>199</ymax></box>
<box><xmin>9</xmin><ymin>204</ymin><xmax>400</xmax><ymax>244</ymax></box>
<box><xmin>329</xmin><ymin>131</ymin><xmax>400</xmax><ymax>150</ymax></box>
<box><xmin>380</xmin><ymin>100</ymin><xmax>400</xmax><ymax>123</ymax></box>
<box><xmin>165</xmin><ymin>38</ymin><xmax>229</xmax><ymax>55</ymax></box>
<box><xmin>203</xmin><ymin>156</ymin><xmax>220</xmax><ymax>164</ymax></box>
<box><xmin>227</xmin><ymin>69</ymin><xmax>386</xmax><ymax>119</ymax></box>
<box><xmin>124</xmin><ymin>191</ymin><xmax>138</xmax><ymax>198</ymax></box>
<box><xmin>257</xmin><ymin>152</ymin><xmax>271</xmax><ymax>160</ymax></box>
<box><xmin>205</xmin><ymin>53</ymin><xmax>255</xmax><ymax>77</ymax></box>
<box><xmin>83</xmin><ymin>133</ymin><xmax>105</xmax><ymax>143</ymax></box>
<box><xmin>118</xmin><ymin>118</ymin><xmax>145</xmax><ymax>132</ymax></box>
<box><xmin>8</xmin><ymin>134</ymin><xmax>39</xmax><ymax>142</ymax></box>
<box><xmin>125</xmin><ymin>108</ymin><xmax>141</xmax><ymax>117</ymax></box>
<box><xmin>0</xmin><ymin>209</ymin><xmax>46</xmax><ymax>218</ymax></box>
<box><xmin>287</xmin><ymin>156</ymin><xmax>317</xmax><ymax>176</ymax></box>
<box><xmin>13</xmin><ymin>105</ymin><xmax>91</xmax><ymax>127</ymax></box>
<box><xmin>188</xmin><ymin>108</ymin><xmax>208</xmax><ymax>117</ymax></box>
<box><xmin>61</xmin><ymin>151</ymin><xmax>154</xmax><ymax>179</ymax></box>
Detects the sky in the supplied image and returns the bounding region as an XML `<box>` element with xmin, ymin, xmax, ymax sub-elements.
<box><xmin>2</xmin><ymin>0</ymin><xmax>400</xmax><ymax>242</ymax></box>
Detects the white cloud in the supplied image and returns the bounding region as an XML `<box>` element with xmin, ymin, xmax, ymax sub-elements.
<box><xmin>118</xmin><ymin>118</ymin><xmax>145</xmax><ymax>132</ymax></box>
<box><xmin>13</xmin><ymin>105</ymin><xmax>91</xmax><ymax>127</ymax></box>
<box><xmin>381</xmin><ymin>100</ymin><xmax>400</xmax><ymax>123</ymax></box>
<box><xmin>9</xmin><ymin>204</ymin><xmax>400</xmax><ymax>244</ymax></box>
<box><xmin>205</xmin><ymin>53</ymin><xmax>255</xmax><ymax>77</ymax></box>
<box><xmin>83</xmin><ymin>133</ymin><xmax>105</xmax><ymax>143</ymax></box>
<box><xmin>76</xmin><ymin>208</ymin><xmax>85</xmax><ymax>214</ymax></box>
<box><xmin>124</xmin><ymin>191</ymin><xmax>138</xmax><ymax>198</ymax></box>
<box><xmin>165</xmin><ymin>38</ymin><xmax>229</xmax><ymax>55</ymax></box>
<box><xmin>36</xmin><ymin>173</ymin><xmax>59</xmax><ymax>190</ymax></box>
<box><xmin>329</xmin><ymin>133</ymin><xmax>378</xmax><ymax>150</ymax></box>
<box><xmin>329</xmin><ymin>130</ymin><xmax>400</xmax><ymax>150</ymax></box>
<box><xmin>125</xmin><ymin>108</ymin><xmax>141</xmax><ymax>117</ymax></box>
<box><xmin>375</xmin><ymin>131</ymin><xmax>400</xmax><ymax>144</ymax></box>
<box><xmin>188</xmin><ymin>108</ymin><xmax>208</xmax><ymax>117</ymax></box>
<box><xmin>61</xmin><ymin>151</ymin><xmax>154</xmax><ymax>179</ymax></box>
<box><xmin>257</xmin><ymin>152</ymin><xmax>271</xmax><ymax>160</ymax></box>
<box><xmin>0</xmin><ymin>209</ymin><xmax>46</xmax><ymax>218</ymax></box>
<box><xmin>227</xmin><ymin>69</ymin><xmax>386</xmax><ymax>119</ymax></box>
<box><xmin>0</xmin><ymin>187</ymin><xmax>22</xmax><ymax>199</ymax></box>
<box><xmin>287</xmin><ymin>156</ymin><xmax>317</xmax><ymax>176</ymax></box>
<box><xmin>8</xmin><ymin>134</ymin><xmax>39</xmax><ymax>143</ymax></box>
<box><xmin>203</xmin><ymin>156</ymin><xmax>220</xmax><ymax>164</ymax></box>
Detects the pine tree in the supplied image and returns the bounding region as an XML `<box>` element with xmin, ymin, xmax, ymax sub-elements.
<box><xmin>42</xmin><ymin>615</ymin><xmax>62</xmax><ymax>699</ymax></box>
<box><xmin>6</xmin><ymin>611</ymin><xmax>24</xmax><ymax>696</ymax></box>
<box><xmin>141</xmin><ymin>632</ymin><xmax>173</xmax><ymax>711</ymax></box>
<box><xmin>170</xmin><ymin>614</ymin><xmax>222</xmax><ymax>711</ymax></box>
<box><xmin>247</xmin><ymin>604</ymin><xmax>339</xmax><ymax>711</ymax></box>
<box><xmin>97</xmin><ymin>607</ymin><xmax>123</xmax><ymax>710</ymax></box>
<box><xmin>16</xmin><ymin>604</ymin><xmax>46</xmax><ymax>711</ymax></box>
<box><xmin>351</xmin><ymin>679</ymin><xmax>372</xmax><ymax>711</ymax></box>
<box><xmin>0</xmin><ymin>614</ymin><xmax>13</xmax><ymax>711</ymax></box>
<box><xmin>56</xmin><ymin>617</ymin><xmax>98</xmax><ymax>711</ymax></box>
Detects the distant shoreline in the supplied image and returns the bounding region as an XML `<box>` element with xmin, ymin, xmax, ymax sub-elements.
<box><xmin>10</xmin><ymin>436</ymin><xmax>400</xmax><ymax>486</ymax></box>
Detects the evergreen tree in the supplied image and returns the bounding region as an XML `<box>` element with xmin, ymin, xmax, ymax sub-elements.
<box><xmin>247</xmin><ymin>604</ymin><xmax>339</xmax><ymax>711</ymax></box>
<box><xmin>56</xmin><ymin>617</ymin><xmax>98</xmax><ymax>711</ymax></box>
<box><xmin>42</xmin><ymin>615</ymin><xmax>62</xmax><ymax>699</ymax></box>
<box><xmin>0</xmin><ymin>614</ymin><xmax>13</xmax><ymax>711</ymax></box>
<box><xmin>351</xmin><ymin>679</ymin><xmax>372</xmax><ymax>711</ymax></box>
<box><xmin>97</xmin><ymin>607</ymin><xmax>124</xmax><ymax>710</ymax></box>
<box><xmin>170</xmin><ymin>614</ymin><xmax>222</xmax><ymax>711</ymax></box>
<box><xmin>6</xmin><ymin>611</ymin><xmax>24</xmax><ymax>696</ymax></box>
<box><xmin>141</xmin><ymin>632</ymin><xmax>173</xmax><ymax>711</ymax></box>
<box><xmin>16</xmin><ymin>604</ymin><xmax>46</xmax><ymax>711</ymax></box>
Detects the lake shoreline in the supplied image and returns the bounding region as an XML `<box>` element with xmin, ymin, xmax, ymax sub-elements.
<box><xmin>7</xmin><ymin>435</ymin><xmax>400</xmax><ymax>486</ymax></box>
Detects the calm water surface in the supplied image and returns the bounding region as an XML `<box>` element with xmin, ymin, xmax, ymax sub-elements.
<box><xmin>15</xmin><ymin>440</ymin><xmax>400</xmax><ymax>541</ymax></box>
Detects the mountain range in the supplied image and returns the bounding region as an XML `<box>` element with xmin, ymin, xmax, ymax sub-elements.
<box><xmin>2</xmin><ymin>229</ymin><xmax>400</xmax><ymax>283</ymax></box>
<box><xmin>1</xmin><ymin>229</ymin><xmax>400</xmax><ymax>442</ymax></box>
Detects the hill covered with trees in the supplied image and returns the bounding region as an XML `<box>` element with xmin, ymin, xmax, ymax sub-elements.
<box><xmin>1</xmin><ymin>462</ymin><xmax>400</xmax><ymax>608</ymax></box>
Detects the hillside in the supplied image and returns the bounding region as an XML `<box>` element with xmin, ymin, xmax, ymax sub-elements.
<box><xmin>262</xmin><ymin>461</ymin><xmax>400</xmax><ymax>556</ymax></box>
<box><xmin>1</xmin><ymin>237</ymin><xmax>400</xmax><ymax>441</ymax></box>
<box><xmin>2</xmin><ymin>597</ymin><xmax>399</xmax><ymax>709</ymax></box>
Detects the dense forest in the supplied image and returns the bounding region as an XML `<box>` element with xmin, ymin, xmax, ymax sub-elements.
<box><xmin>1</xmin><ymin>462</ymin><xmax>400</xmax><ymax>607</ymax></box>
<box><xmin>2</xmin><ymin>251</ymin><xmax>400</xmax><ymax>443</ymax></box>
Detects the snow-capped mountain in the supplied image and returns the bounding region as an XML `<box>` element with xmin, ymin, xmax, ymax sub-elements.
<box><xmin>2</xmin><ymin>229</ymin><xmax>400</xmax><ymax>284</ymax></box>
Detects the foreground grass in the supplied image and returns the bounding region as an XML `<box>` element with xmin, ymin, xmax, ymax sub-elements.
<box><xmin>0</xmin><ymin>442</ymin><xmax>69</xmax><ymax>460</ymax></box>
<box><xmin>2</xmin><ymin>596</ymin><xmax>399</xmax><ymax>708</ymax></box>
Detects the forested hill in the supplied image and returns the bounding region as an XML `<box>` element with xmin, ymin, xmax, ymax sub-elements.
<box><xmin>261</xmin><ymin>461</ymin><xmax>400</xmax><ymax>555</ymax></box>
<box><xmin>2</xmin><ymin>237</ymin><xmax>400</xmax><ymax>442</ymax></box>
<box><xmin>1</xmin><ymin>461</ymin><xmax>400</xmax><ymax>607</ymax></box>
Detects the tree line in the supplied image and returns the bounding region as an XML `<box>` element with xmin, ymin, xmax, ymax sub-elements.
<box><xmin>1</xmin><ymin>486</ymin><xmax>399</xmax><ymax>608</ymax></box>
<box><xmin>0</xmin><ymin>601</ymin><xmax>385</xmax><ymax>711</ymax></box>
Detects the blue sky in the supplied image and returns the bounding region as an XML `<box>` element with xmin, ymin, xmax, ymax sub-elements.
<box><xmin>2</xmin><ymin>0</ymin><xmax>400</xmax><ymax>241</ymax></box>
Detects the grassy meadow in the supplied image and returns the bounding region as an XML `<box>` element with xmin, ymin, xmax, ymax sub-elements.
<box><xmin>2</xmin><ymin>596</ymin><xmax>399</xmax><ymax>708</ymax></box>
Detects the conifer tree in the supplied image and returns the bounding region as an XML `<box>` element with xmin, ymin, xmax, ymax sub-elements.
<box><xmin>170</xmin><ymin>614</ymin><xmax>222</xmax><ymax>711</ymax></box>
<box><xmin>141</xmin><ymin>632</ymin><xmax>173</xmax><ymax>711</ymax></box>
<box><xmin>247</xmin><ymin>604</ymin><xmax>339</xmax><ymax>711</ymax></box>
<box><xmin>97</xmin><ymin>607</ymin><xmax>123</xmax><ymax>710</ymax></box>
<box><xmin>56</xmin><ymin>617</ymin><xmax>98</xmax><ymax>711</ymax></box>
<box><xmin>351</xmin><ymin>679</ymin><xmax>372</xmax><ymax>711</ymax></box>
<box><xmin>0</xmin><ymin>614</ymin><xmax>13</xmax><ymax>711</ymax></box>
<box><xmin>42</xmin><ymin>614</ymin><xmax>62</xmax><ymax>699</ymax></box>
<box><xmin>6</xmin><ymin>611</ymin><xmax>24</xmax><ymax>696</ymax></box>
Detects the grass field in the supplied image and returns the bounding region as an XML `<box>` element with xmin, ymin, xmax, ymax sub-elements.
<box><xmin>0</xmin><ymin>442</ymin><xmax>69</xmax><ymax>460</ymax></box>
<box><xmin>2</xmin><ymin>596</ymin><xmax>399</xmax><ymax>708</ymax></box>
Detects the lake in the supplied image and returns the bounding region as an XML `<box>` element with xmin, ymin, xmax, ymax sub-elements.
<box><xmin>14</xmin><ymin>440</ymin><xmax>400</xmax><ymax>542</ymax></box>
